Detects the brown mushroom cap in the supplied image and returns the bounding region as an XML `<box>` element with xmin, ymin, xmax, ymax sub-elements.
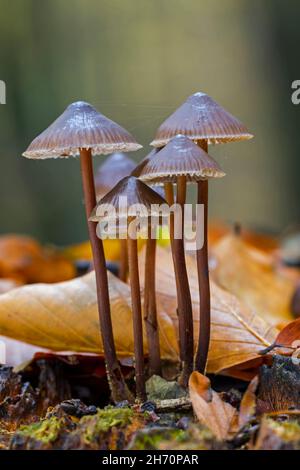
<box><xmin>89</xmin><ymin>175</ymin><xmax>168</xmax><ymax>222</ymax></box>
<box><xmin>151</xmin><ymin>92</ymin><xmax>253</xmax><ymax>147</ymax></box>
<box><xmin>23</xmin><ymin>101</ymin><xmax>142</xmax><ymax>159</ymax></box>
<box><xmin>139</xmin><ymin>134</ymin><xmax>225</xmax><ymax>185</ymax></box>
<box><xmin>131</xmin><ymin>149</ymin><xmax>159</xmax><ymax>177</ymax></box>
<box><xmin>95</xmin><ymin>153</ymin><xmax>136</xmax><ymax>198</ymax></box>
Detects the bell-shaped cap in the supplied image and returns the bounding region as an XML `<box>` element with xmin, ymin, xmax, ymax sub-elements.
<box><xmin>23</xmin><ymin>101</ymin><xmax>142</xmax><ymax>159</ymax></box>
<box><xmin>95</xmin><ymin>153</ymin><xmax>136</xmax><ymax>199</ymax></box>
<box><xmin>89</xmin><ymin>176</ymin><xmax>168</xmax><ymax>222</ymax></box>
<box><xmin>151</xmin><ymin>92</ymin><xmax>253</xmax><ymax>147</ymax></box>
<box><xmin>131</xmin><ymin>149</ymin><xmax>159</xmax><ymax>177</ymax></box>
<box><xmin>139</xmin><ymin>134</ymin><xmax>225</xmax><ymax>185</ymax></box>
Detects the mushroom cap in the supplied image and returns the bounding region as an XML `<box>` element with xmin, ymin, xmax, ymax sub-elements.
<box><xmin>139</xmin><ymin>134</ymin><xmax>225</xmax><ymax>185</ymax></box>
<box><xmin>95</xmin><ymin>153</ymin><xmax>136</xmax><ymax>199</ymax></box>
<box><xmin>131</xmin><ymin>148</ymin><xmax>159</xmax><ymax>177</ymax></box>
<box><xmin>151</xmin><ymin>92</ymin><xmax>253</xmax><ymax>147</ymax></box>
<box><xmin>89</xmin><ymin>176</ymin><xmax>168</xmax><ymax>222</ymax></box>
<box><xmin>23</xmin><ymin>101</ymin><xmax>142</xmax><ymax>159</ymax></box>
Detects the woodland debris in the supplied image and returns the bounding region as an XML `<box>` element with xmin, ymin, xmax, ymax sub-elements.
<box><xmin>257</xmin><ymin>356</ymin><xmax>300</xmax><ymax>413</ymax></box>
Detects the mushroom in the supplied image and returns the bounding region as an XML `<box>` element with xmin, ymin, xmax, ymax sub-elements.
<box><xmin>131</xmin><ymin>148</ymin><xmax>163</xmax><ymax>376</ymax></box>
<box><xmin>139</xmin><ymin>134</ymin><xmax>225</xmax><ymax>383</ymax></box>
<box><xmin>151</xmin><ymin>92</ymin><xmax>253</xmax><ymax>373</ymax></box>
<box><xmin>22</xmin><ymin>101</ymin><xmax>142</xmax><ymax>402</ymax></box>
<box><xmin>95</xmin><ymin>152</ymin><xmax>136</xmax><ymax>281</ymax></box>
<box><xmin>90</xmin><ymin>176</ymin><xmax>168</xmax><ymax>401</ymax></box>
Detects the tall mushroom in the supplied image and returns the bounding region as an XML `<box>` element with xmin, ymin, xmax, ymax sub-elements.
<box><xmin>139</xmin><ymin>134</ymin><xmax>225</xmax><ymax>383</ymax></box>
<box><xmin>95</xmin><ymin>152</ymin><xmax>136</xmax><ymax>281</ymax></box>
<box><xmin>90</xmin><ymin>176</ymin><xmax>168</xmax><ymax>401</ymax></box>
<box><xmin>131</xmin><ymin>148</ymin><xmax>163</xmax><ymax>376</ymax></box>
<box><xmin>151</xmin><ymin>92</ymin><xmax>252</xmax><ymax>373</ymax></box>
<box><xmin>22</xmin><ymin>101</ymin><xmax>142</xmax><ymax>402</ymax></box>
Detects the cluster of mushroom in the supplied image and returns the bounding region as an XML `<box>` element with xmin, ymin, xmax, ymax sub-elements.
<box><xmin>22</xmin><ymin>93</ymin><xmax>252</xmax><ymax>402</ymax></box>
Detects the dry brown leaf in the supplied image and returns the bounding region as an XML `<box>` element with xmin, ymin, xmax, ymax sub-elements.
<box><xmin>208</xmin><ymin>221</ymin><xmax>278</xmax><ymax>252</ymax></box>
<box><xmin>0</xmin><ymin>247</ymin><xmax>278</xmax><ymax>375</ymax></box>
<box><xmin>0</xmin><ymin>235</ymin><xmax>75</xmax><ymax>284</ymax></box>
<box><xmin>189</xmin><ymin>371</ymin><xmax>238</xmax><ymax>440</ymax></box>
<box><xmin>274</xmin><ymin>317</ymin><xmax>300</xmax><ymax>348</ymax></box>
<box><xmin>141</xmin><ymin>247</ymin><xmax>279</xmax><ymax>373</ymax></box>
<box><xmin>0</xmin><ymin>270</ymin><xmax>178</xmax><ymax>360</ymax></box>
<box><xmin>238</xmin><ymin>375</ymin><xmax>259</xmax><ymax>428</ymax></box>
<box><xmin>211</xmin><ymin>234</ymin><xmax>294</xmax><ymax>326</ymax></box>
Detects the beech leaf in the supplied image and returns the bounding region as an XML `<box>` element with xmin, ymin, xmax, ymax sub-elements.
<box><xmin>189</xmin><ymin>371</ymin><xmax>238</xmax><ymax>440</ymax></box>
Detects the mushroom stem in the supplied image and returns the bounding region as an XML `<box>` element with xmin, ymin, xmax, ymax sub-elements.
<box><xmin>127</xmin><ymin>235</ymin><xmax>146</xmax><ymax>401</ymax></box>
<box><xmin>175</xmin><ymin>175</ymin><xmax>194</xmax><ymax>386</ymax></box>
<box><xmin>79</xmin><ymin>148</ymin><xmax>130</xmax><ymax>403</ymax></box>
<box><xmin>144</xmin><ymin>225</ymin><xmax>161</xmax><ymax>376</ymax></box>
<box><xmin>119</xmin><ymin>239</ymin><xmax>128</xmax><ymax>281</ymax></box>
<box><xmin>195</xmin><ymin>141</ymin><xmax>211</xmax><ymax>374</ymax></box>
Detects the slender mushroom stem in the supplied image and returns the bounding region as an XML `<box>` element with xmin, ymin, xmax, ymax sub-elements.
<box><xmin>164</xmin><ymin>182</ymin><xmax>175</xmax><ymax>240</ymax></box>
<box><xmin>127</xmin><ymin>234</ymin><xmax>146</xmax><ymax>401</ymax></box>
<box><xmin>80</xmin><ymin>148</ymin><xmax>130</xmax><ymax>403</ymax></box>
<box><xmin>175</xmin><ymin>175</ymin><xmax>194</xmax><ymax>386</ymax></box>
<box><xmin>144</xmin><ymin>224</ymin><xmax>162</xmax><ymax>376</ymax></box>
<box><xmin>119</xmin><ymin>239</ymin><xmax>128</xmax><ymax>281</ymax></box>
<box><xmin>164</xmin><ymin>181</ymin><xmax>194</xmax><ymax>386</ymax></box>
<box><xmin>195</xmin><ymin>140</ymin><xmax>211</xmax><ymax>374</ymax></box>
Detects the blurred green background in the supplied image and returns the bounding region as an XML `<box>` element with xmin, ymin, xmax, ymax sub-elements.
<box><xmin>0</xmin><ymin>0</ymin><xmax>300</xmax><ymax>245</ymax></box>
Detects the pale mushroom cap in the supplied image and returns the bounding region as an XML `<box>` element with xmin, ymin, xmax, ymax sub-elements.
<box><xmin>151</xmin><ymin>92</ymin><xmax>253</xmax><ymax>147</ymax></box>
<box><xmin>95</xmin><ymin>153</ymin><xmax>136</xmax><ymax>199</ymax></box>
<box><xmin>89</xmin><ymin>176</ymin><xmax>168</xmax><ymax>222</ymax></box>
<box><xmin>23</xmin><ymin>101</ymin><xmax>142</xmax><ymax>159</ymax></box>
<box><xmin>139</xmin><ymin>134</ymin><xmax>225</xmax><ymax>185</ymax></box>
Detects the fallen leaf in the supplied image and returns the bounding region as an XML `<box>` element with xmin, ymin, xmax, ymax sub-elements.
<box><xmin>212</xmin><ymin>234</ymin><xmax>294</xmax><ymax>325</ymax></box>
<box><xmin>189</xmin><ymin>371</ymin><xmax>238</xmax><ymax>440</ymax></box>
<box><xmin>0</xmin><ymin>235</ymin><xmax>75</xmax><ymax>284</ymax></box>
<box><xmin>143</xmin><ymin>247</ymin><xmax>279</xmax><ymax>374</ymax></box>
<box><xmin>238</xmin><ymin>376</ymin><xmax>259</xmax><ymax>428</ymax></box>
<box><xmin>0</xmin><ymin>279</ymin><xmax>22</xmax><ymax>294</ymax></box>
<box><xmin>208</xmin><ymin>221</ymin><xmax>278</xmax><ymax>253</ymax></box>
<box><xmin>0</xmin><ymin>247</ymin><xmax>278</xmax><ymax>375</ymax></box>
<box><xmin>0</xmin><ymin>270</ymin><xmax>178</xmax><ymax>360</ymax></box>
<box><xmin>275</xmin><ymin>317</ymin><xmax>300</xmax><ymax>349</ymax></box>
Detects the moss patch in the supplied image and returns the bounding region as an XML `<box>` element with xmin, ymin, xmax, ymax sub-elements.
<box><xmin>81</xmin><ymin>407</ymin><xmax>134</xmax><ymax>443</ymax></box>
<box><xmin>17</xmin><ymin>417</ymin><xmax>64</xmax><ymax>445</ymax></box>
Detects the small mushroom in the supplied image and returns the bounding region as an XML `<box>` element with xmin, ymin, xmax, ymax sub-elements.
<box><xmin>23</xmin><ymin>101</ymin><xmax>142</xmax><ymax>402</ymax></box>
<box><xmin>132</xmin><ymin>148</ymin><xmax>163</xmax><ymax>377</ymax></box>
<box><xmin>90</xmin><ymin>176</ymin><xmax>168</xmax><ymax>401</ymax></box>
<box><xmin>95</xmin><ymin>152</ymin><xmax>136</xmax><ymax>281</ymax></box>
<box><xmin>139</xmin><ymin>134</ymin><xmax>225</xmax><ymax>384</ymax></box>
<box><xmin>151</xmin><ymin>92</ymin><xmax>252</xmax><ymax>373</ymax></box>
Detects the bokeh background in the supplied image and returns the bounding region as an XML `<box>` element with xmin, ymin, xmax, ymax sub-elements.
<box><xmin>0</xmin><ymin>0</ymin><xmax>300</xmax><ymax>245</ymax></box>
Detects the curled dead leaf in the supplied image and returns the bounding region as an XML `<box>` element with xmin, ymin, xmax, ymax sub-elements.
<box><xmin>189</xmin><ymin>371</ymin><xmax>238</xmax><ymax>440</ymax></box>
<box><xmin>238</xmin><ymin>375</ymin><xmax>259</xmax><ymax>428</ymax></box>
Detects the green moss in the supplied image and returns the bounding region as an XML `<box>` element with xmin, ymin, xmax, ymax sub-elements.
<box><xmin>267</xmin><ymin>419</ymin><xmax>300</xmax><ymax>442</ymax></box>
<box><xmin>81</xmin><ymin>407</ymin><xmax>134</xmax><ymax>443</ymax></box>
<box><xmin>18</xmin><ymin>417</ymin><xmax>63</xmax><ymax>445</ymax></box>
<box><xmin>128</xmin><ymin>427</ymin><xmax>186</xmax><ymax>450</ymax></box>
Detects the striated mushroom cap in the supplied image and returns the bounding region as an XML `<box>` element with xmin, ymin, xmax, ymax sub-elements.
<box><xmin>23</xmin><ymin>101</ymin><xmax>142</xmax><ymax>159</ymax></box>
<box><xmin>95</xmin><ymin>153</ymin><xmax>136</xmax><ymax>199</ymax></box>
<box><xmin>131</xmin><ymin>148</ymin><xmax>159</xmax><ymax>177</ymax></box>
<box><xmin>151</xmin><ymin>92</ymin><xmax>253</xmax><ymax>147</ymax></box>
<box><xmin>90</xmin><ymin>176</ymin><xmax>168</xmax><ymax>223</ymax></box>
<box><xmin>139</xmin><ymin>134</ymin><xmax>225</xmax><ymax>185</ymax></box>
